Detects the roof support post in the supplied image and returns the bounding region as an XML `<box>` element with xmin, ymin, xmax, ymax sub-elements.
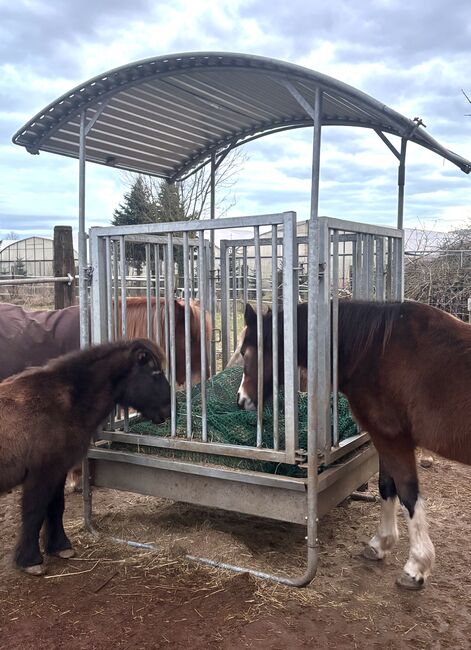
<box><xmin>305</xmin><ymin>86</ymin><xmax>323</xmax><ymax>584</ymax></box>
<box><xmin>397</xmin><ymin>137</ymin><xmax>407</xmax><ymax>231</ymax></box>
<box><xmin>397</xmin><ymin>137</ymin><xmax>407</xmax><ymax>300</ymax></box>
<box><xmin>78</xmin><ymin>109</ymin><xmax>90</xmax><ymax>348</ymax></box>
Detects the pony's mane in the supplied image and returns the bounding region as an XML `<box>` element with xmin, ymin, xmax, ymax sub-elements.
<box><xmin>124</xmin><ymin>297</ymin><xmax>210</xmax><ymax>346</ymax></box>
<box><xmin>338</xmin><ymin>300</ymin><xmax>404</xmax><ymax>372</ymax></box>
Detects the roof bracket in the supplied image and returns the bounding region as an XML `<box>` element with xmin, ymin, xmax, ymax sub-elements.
<box><xmin>275</xmin><ymin>77</ymin><xmax>317</xmax><ymax>121</ymax></box>
<box><xmin>374</xmin><ymin>129</ymin><xmax>401</xmax><ymax>160</ymax></box>
<box><xmin>84</xmin><ymin>99</ymin><xmax>110</xmax><ymax>137</ymax></box>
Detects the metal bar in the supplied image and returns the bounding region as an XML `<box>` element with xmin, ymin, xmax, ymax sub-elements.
<box><xmin>271</xmin><ymin>225</ymin><xmax>279</xmax><ymax>451</ymax></box>
<box><xmin>0</xmin><ymin>276</ymin><xmax>77</xmax><ymax>286</ymax></box>
<box><xmin>243</xmin><ymin>246</ymin><xmax>248</xmax><ymax>306</ymax></box>
<box><xmin>282</xmin><ymin>212</ymin><xmax>299</xmax><ymax>461</ymax></box>
<box><xmin>183</xmin><ymin>232</ymin><xmax>192</xmax><ymax>439</ymax></box>
<box><xmin>166</xmin><ymin>234</ymin><xmax>177</xmax><ymax>436</ymax></box>
<box><xmin>232</xmin><ymin>246</ymin><xmax>238</xmax><ymax>353</ymax></box>
<box><xmin>89</xmin><ymin>229</ymin><xmax>107</xmax><ymax>346</ymax></box>
<box><xmin>209</xmin><ymin>151</ymin><xmax>216</xmax><ymax>376</ymax></box>
<box><xmin>98</xmin><ymin>431</ymin><xmax>290</xmax><ymax>463</ymax></box>
<box><xmin>318</xmin><ymin>216</ymin><xmax>402</xmax><ymax>239</ymax></box>
<box><xmin>332</xmin><ymin>229</ymin><xmax>339</xmax><ymax>447</ymax></box>
<box><xmin>397</xmin><ymin>137</ymin><xmax>407</xmax><ymax>231</ymax></box>
<box><xmin>119</xmin><ymin>235</ymin><xmax>129</xmax><ymax>433</ymax></box>
<box><xmin>105</xmin><ymin>237</ymin><xmax>113</xmax><ymax>341</ymax></box>
<box><xmin>145</xmin><ymin>243</ymin><xmax>152</xmax><ymax>338</ymax></box>
<box><xmin>254</xmin><ymin>226</ymin><xmax>264</xmax><ymax>448</ymax></box>
<box><xmin>220</xmin><ymin>242</ymin><xmax>230</xmax><ymax>367</ymax></box>
<box><xmin>189</xmin><ymin>246</ymin><xmax>195</xmax><ymax>299</ymax></box>
<box><xmin>219</xmin><ymin>236</ymin><xmax>310</xmax><ymax>249</ymax></box>
<box><xmin>154</xmin><ymin>245</ymin><xmax>162</xmax><ymax>345</ymax></box>
<box><xmin>113</xmin><ymin>246</ymin><xmax>119</xmax><ymax>341</ymax></box>
<box><xmin>78</xmin><ymin>109</ymin><xmax>89</xmax><ymax>349</ymax></box>
<box><xmin>366</xmin><ymin>234</ymin><xmax>374</xmax><ymax>298</ymax></box>
<box><xmin>375</xmin><ymin>237</ymin><xmax>385</xmax><ymax>301</ymax></box>
<box><xmin>198</xmin><ymin>231</ymin><xmax>208</xmax><ymax>442</ymax></box>
<box><xmin>119</xmin><ymin>236</ymin><xmax>127</xmax><ymax>339</ymax></box>
<box><xmin>163</xmin><ymin>246</ymin><xmax>170</xmax><ymax>378</ymax></box>
<box><xmin>386</xmin><ymin>237</ymin><xmax>393</xmax><ymax>299</ymax></box>
<box><xmin>306</xmin><ymin>87</ymin><xmax>323</xmax><ymax>583</ymax></box>
<box><xmin>93</xmin><ymin>213</ymin><xmax>291</xmax><ymax>237</ymax></box>
<box><xmin>397</xmin><ymin>235</ymin><xmax>405</xmax><ymax>300</ymax></box>
<box><xmin>316</xmin><ymin>219</ymin><xmax>331</xmax><ymax>455</ymax></box>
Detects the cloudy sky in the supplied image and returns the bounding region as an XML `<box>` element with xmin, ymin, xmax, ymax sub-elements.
<box><xmin>1</xmin><ymin>0</ymin><xmax>470</xmax><ymax>245</ymax></box>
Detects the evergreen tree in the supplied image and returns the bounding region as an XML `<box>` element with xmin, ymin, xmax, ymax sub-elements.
<box><xmin>112</xmin><ymin>177</ymin><xmax>157</xmax><ymax>274</ymax></box>
<box><xmin>155</xmin><ymin>181</ymin><xmax>194</xmax><ymax>283</ymax></box>
<box><xmin>155</xmin><ymin>181</ymin><xmax>187</xmax><ymax>222</ymax></box>
<box><xmin>12</xmin><ymin>257</ymin><xmax>27</xmax><ymax>277</ymax></box>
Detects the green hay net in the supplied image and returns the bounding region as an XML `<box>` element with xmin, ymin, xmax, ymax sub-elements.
<box><xmin>119</xmin><ymin>366</ymin><xmax>359</xmax><ymax>477</ymax></box>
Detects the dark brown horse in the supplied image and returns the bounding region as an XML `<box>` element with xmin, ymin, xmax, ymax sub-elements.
<box><xmin>238</xmin><ymin>299</ymin><xmax>471</xmax><ymax>590</ymax></box>
<box><xmin>0</xmin><ymin>298</ymin><xmax>210</xmax><ymax>386</ymax></box>
<box><xmin>0</xmin><ymin>339</ymin><xmax>170</xmax><ymax>576</ymax></box>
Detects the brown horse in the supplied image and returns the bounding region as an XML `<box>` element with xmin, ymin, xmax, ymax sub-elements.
<box><xmin>122</xmin><ymin>297</ymin><xmax>211</xmax><ymax>385</ymax></box>
<box><xmin>0</xmin><ymin>339</ymin><xmax>170</xmax><ymax>576</ymax></box>
<box><xmin>237</xmin><ymin>299</ymin><xmax>471</xmax><ymax>590</ymax></box>
<box><xmin>0</xmin><ymin>298</ymin><xmax>210</xmax><ymax>386</ymax></box>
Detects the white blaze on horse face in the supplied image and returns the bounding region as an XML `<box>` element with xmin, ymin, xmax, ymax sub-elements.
<box><xmin>367</xmin><ymin>496</ymin><xmax>399</xmax><ymax>559</ymax></box>
<box><xmin>237</xmin><ymin>373</ymin><xmax>256</xmax><ymax>411</ymax></box>
<box><xmin>402</xmin><ymin>497</ymin><xmax>435</xmax><ymax>583</ymax></box>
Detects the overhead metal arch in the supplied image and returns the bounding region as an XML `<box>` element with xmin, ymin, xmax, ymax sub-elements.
<box><xmin>12</xmin><ymin>51</ymin><xmax>471</xmax><ymax>179</ymax></box>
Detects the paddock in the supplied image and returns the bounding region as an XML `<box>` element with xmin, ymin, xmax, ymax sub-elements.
<box><xmin>1</xmin><ymin>457</ymin><xmax>471</xmax><ymax>648</ymax></box>
<box><xmin>12</xmin><ymin>52</ymin><xmax>471</xmax><ymax>588</ymax></box>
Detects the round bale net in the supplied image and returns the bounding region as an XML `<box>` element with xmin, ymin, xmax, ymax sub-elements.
<box><xmin>120</xmin><ymin>366</ymin><xmax>359</xmax><ymax>477</ymax></box>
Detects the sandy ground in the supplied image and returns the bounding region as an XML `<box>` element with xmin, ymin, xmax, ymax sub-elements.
<box><xmin>1</xmin><ymin>456</ymin><xmax>471</xmax><ymax>649</ymax></box>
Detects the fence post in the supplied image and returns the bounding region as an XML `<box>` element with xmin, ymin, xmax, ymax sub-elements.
<box><xmin>54</xmin><ymin>226</ymin><xmax>76</xmax><ymax>309</ymax></box>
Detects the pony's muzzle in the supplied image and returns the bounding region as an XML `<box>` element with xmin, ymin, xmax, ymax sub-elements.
<box><xmin>237</xmin><ymin>391</ymin><xmax>256</xmax><ymax>411</ymax></box>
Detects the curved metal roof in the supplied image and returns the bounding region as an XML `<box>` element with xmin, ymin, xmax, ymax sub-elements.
<box><xmin>12</xmin><ymin>51</ymin><xmax>471</xmax><ymax>179</ymax></box>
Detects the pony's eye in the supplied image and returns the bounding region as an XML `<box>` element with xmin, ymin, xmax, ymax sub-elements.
<box><xmin>152</xmin><ymin>370</ymin><xmax>162</xmax><ymax>378</ymax></box>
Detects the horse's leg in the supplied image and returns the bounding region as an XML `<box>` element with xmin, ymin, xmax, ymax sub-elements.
<box><xmin>15</xmin><ymin>473</ymin><xmax>58</xmax><ymax>575</ymax></box>
<box><xmin>382</xmin><ymin>443</ymin><xmax>435</xmax><ymax>590</ymax></box>
<box><xmin>362</xmin><ymin>459</ymin><xmax>399</xmax><ymax>560</ymax></box>
<box><xmin>44</xmin><ymin>475</ymin><xmax>75</xmax><ymax>559</ymax></box>
<box><xmin>395</xmin><ymin>471</ymin><xmax>435</xmax><ymax>590</ymax></box>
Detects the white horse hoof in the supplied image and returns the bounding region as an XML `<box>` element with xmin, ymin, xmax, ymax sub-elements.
<box><xmin>22</xmin><ymin>564</ymin><xmax>46</xmax><ymax>576</ymax></box>
<box><xmin>362</xmin><ymin>545</ymin><xmax>382</xmax><ymax>561</ymax></box>
<box><xmin>420</xmin><ymin>456</ymin><xmax>434</xmax><ymax>469</ymax></box>
<box><xmin>54</xmin><ymin>548</ymin><xmax>76</xmax><ymax>559</ymax></box>
<box><xmin>396</xmin><ymin>572</ymin><xmax>425</xmax><ymax>590</ymax></box>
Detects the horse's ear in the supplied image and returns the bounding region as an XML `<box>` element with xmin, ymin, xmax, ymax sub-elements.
<box><xmin>244</xmin><ymin>303</ymin><xmax>257</xmax><ymax>328</ymax></box>
<box><xmin>174</xmin><ymin>299</ymin><xmax>185</xmax><ymax>322</ymax></box>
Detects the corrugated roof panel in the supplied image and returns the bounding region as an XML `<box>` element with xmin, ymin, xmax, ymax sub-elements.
<box><xmin>12</xmin><ymin>51</ymin><xmax>471</xmax><ymax>176</ymax></box>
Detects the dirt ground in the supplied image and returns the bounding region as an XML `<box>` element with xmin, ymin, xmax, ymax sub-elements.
<box><xmin>1</xmin><ymin>457</ymin><xmax>471</xmax><ymax>650</ymax></box>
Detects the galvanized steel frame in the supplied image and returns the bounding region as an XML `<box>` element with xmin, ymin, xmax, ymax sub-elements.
<box><xmin>88</xmin><ymin>210</ymin><xmax>299</xmax><ymax>465</ymax></box>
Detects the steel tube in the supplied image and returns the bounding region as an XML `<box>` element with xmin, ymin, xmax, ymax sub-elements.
<box><xmin>232</xmin><ymin>246</ymin><xmax>238</xmax><ymax>352</ymax></box>
<box><xmin>154</xmin><ymin>245</ymin><xmax>162</xmax><ymax>345</ymax></box>
<box><xmin>166</xmin><ymin>234</ymin><xmax>177</xmax><ymax>437</ymax></box>
<box><xmin>271</xmin><ymin>225</ymin><xmax>279</xmax><ymax>451</ymax></box>
<box><xmin>198</xmin><ymin>231</ymin><xmax>208</xmax><ymax>442</ymax></box>
<box><xmin>144</xmin><ymin>243</ymin><xmax>152</xmax><ymax>337</ymax></box>
<box><xmin>183</xmin><ymin>232</ymin><xmax>192</xmax><ymax>439</ymax></box>
<box><xmin>78</xmin><ymin>109</ymin><xmax>89</xmax><ymax>349</ymax></box>
<box><xmin>332</xmin><ymin>229</ymin><xmax>339</xmax><ymax>447</ymax></box>
<box><xmin>254</xmin><ymin>226</ymin><xmax>264</xmax><ymax>448</ymax></box>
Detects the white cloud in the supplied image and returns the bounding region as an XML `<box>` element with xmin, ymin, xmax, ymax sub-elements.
<box><xmin>1</xmin><ymin>0</ymin><xmax>470</xmax><ymax>241</ymax></box>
